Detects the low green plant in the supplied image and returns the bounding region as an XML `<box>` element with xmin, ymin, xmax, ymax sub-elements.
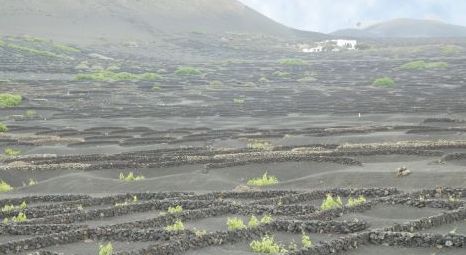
<box><xmin>164</xmin><ymin>219</ymin><xmax>185</xmax><ymax>232</ymax></box>
<box><xmin>4</xmin><ymin>148</ymin><xmax>21</xmax><ymax>156</ymax></box>
<box><xmin>227</xmin><ymin>217</ymin><xmax>246</xmax><ymax>230</ymax></box>
<box><xmin>119</xmin><ymin>172</ymin><xmax>145</xmax><ymax>181</ymax></box>
<box><xmin>301</xmin><ymin>232</ymin><xmax>313</xmax><ymax>248</ymax></box>
<box><xmin>448</xmin><ymin>195</ymin><xmax>460</xmax><ymax>202</ymax></box>
<box><xmin>248</xmin><ymin>215</ymin><xmax>259</xmax><ymax>228</ymax></box>
<box><xmin>0</xmin><ymin>123</ymin><xmax>7</xmax><ymax>132</ymax></box>
<box><xmin>258</xmin><ymin>77</ymin><xmax>270</xmax><ymax>83</ymax></box>
<box><xmin>320</xmin><ymin>194</ymin><xmax>343</xmax><ymax>211</ymax></box>
<box><xmin>279</xmin><ymin>58</ymin><xmax>306</xmax><ymax>66</ymax></box>
<box><xmin>194</xmin><ymin>228</ymin><xmax>207</xmax><ymax>237</ymax></box>
<box><xmin>0</xmin><ymin>93</ymin><xmax>22</xmax><ymax>108</ymax></box>
<box><xmin>167</xmin><ymin>205</ymin><xmax>183</xmax><ymax>214</ymax></box>
<box><xmin>250</xmin><ymin>235</ymin><xmax>286</xmax><ymax>254</ymax></box>
<box><xmin>12</xmin><ymin>212</ymin><xmax>27</xmax><ymax>222</ymax></box>
<box><xmin>99</xmin><ymin>242</ymin><xmax>113</xmax><ymax>255</ymax></box>
<box><xmin>372</xmin><ymin>77</ymin><xmax>395</xmax><ymax>88</ymax></box>
<box><xmin>7</xmin><ymin>44</ymin><xmax>67</xmax><ymax>59</ymax></box>
<box><xmin>247</xmin><ymin>139</ymin><xmax>273</xmax><ymax>151</ymax></box>
<box><xmin>346</xmin><ymin>195</ymin><xmax>367</xmax><ymax>207</ymax></box>
<box><xmin>75</xmin><ymin>70</ymin><xmax>161</xmax><ymax>81</ymax></box>
<box><xmin>247</xmin><ymin>172</ymin><xmax>279</xmax><ymax>187</ymax></box>
<box><xmin>27</xmin><ymin>179</ymin><xmax>37</xmax><ymax>186</ymax></box>
<box><xmin>0</xmin><ymin>180</ymin><xmax>12</xmax><ymax>193</ymax></box>
<box><xmin>1</xmin><ymin>201</ymin><xmax>27</xmax><ymax>212</ymax></box>
<box><xmin>441</xmin><ymin>45</ymin><xmax>463</xmax><ymax>55</ymax></box>
<box><xmin>273</xmin><ymin>71</ymin><xmax>290</xmax><ymax>78</ymax></box>
<box><xmin>260</xmin><ymin>214</ymin><xmax>273</xmax><ymax>224</ymax></box>
<box><xmin>24</xmin><ymin>110</ymin><xmax>38</xmax><ymax>118</ymax></box>
<box><xmin>175</xmin><ymin>66</ymin><xmax>202</xmax><ymax>76</ymax></box>
<box><xmin>297</xmin><ymin>76</ymin><xmax>317</xmax><ymax>83</ymax></box>
<box><xmin>233</xmin><ymin>98</ymin><xmax>245</xmax><ymax>104</ymax></box>
<box><xmin>54</xmin><ymin>43</ymin><xmax>80</xmax><ymax>53</ymax></box>
<box><xmin>399</xmin><ymin>60</ymin><xmax>448</xmax><ymax>70</ymax></box>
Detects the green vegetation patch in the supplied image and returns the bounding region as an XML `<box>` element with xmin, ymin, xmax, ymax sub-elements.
<box><xmin>320</xmin><ymin>194</ymin><xmax>343</xmax><ymax>211</ymax></box>
<box><xmin>164</xmin><ymin>219</ymin><xmax>185</xmax><ymax>232</ymax></box>
<box><xmin>119</xmin><ymin>172</ymin><xmax>145</xmax><ymax>181</ymax></box>
<box><xmin>247</xmin><ymin>172</ymin><xmax>279</xmax><ymax>187</ymax></box>
<box><xmin>399</xmin><ymin>60</ymin><xmax>448</xmax><ymax>70</ymax></box>
<box><xmin>372</xmin><ymin>77</ymin><xmax>395</xmax><ymax>88</ymax></box>
<box><xmin>4</xmin><ymin>148</ymin><xmax>21</xmax><ymax>156</ymax></box>
<box><xmin>0</xmin><ymin>39</ymin><xmax>4</xmax><ymax>47</ymax></box>
<box><xmin>7</xmin><ymin>44</ymin><xmax>68</xmax><ymax>59</ymax></box>
<box><xmin>54</xmin><ymin>43</ymin><xmax>80</xmax><ymax>53</ymax></box>
<box><xmin>279</xmin><ymin>58</ymin><xmax>306</xmax><ymax>66</ymax></box>
<box><xmin>99</xmin><ymin>242</ymin><xmax>113</xmax><ymax>255</ymax></box>
<box><xmin>0</xmin><ymin>180</ymin><xmax>13</xmax><ymax>193</ymax></box>
<box><xmin>75</xmin><ymin>70</ymin><xmax>161</xmax><ymax>82</ymax></box>
<box><xmin>175</xmin><ymin>66</ymin><xmax>202</xmax><ymax>76</ymax></box>
<box><xmin>250</xmin><ymin>235</ymin><xmax>286</xmax><ymax>254</ymax></box>
<box><xmin>0</xmin><ymin>93</ymin><xmax>22</xmax><ymax>108</ymax></box>
<box><xmin>0</xmin><ymin>123</ymin><xmax>7</xmax><ymax>132</ymax></box>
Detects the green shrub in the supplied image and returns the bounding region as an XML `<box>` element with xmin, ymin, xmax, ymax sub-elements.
<box><xmin>1</xmin><ymin>201</ymin><xmax>27</xmax><ymax>212</ymax></box>
<box><xmin>279</xmin><ymin>58</ymin><xmax>306</xmax><ymax>66</ymax></box>
<box><xmin>0</xmin><ymin>123</ymin><xmax>7</xmax><ymax>132</ymax></box>
<box><xmin>4</xmin><ymin>148</ymin><xmax>21</xmax><ymax>156</ymax></box>
<box><xmin>247</xmin><ymin>139</ymin><xmax>273</xmax><ymax>151</ymax></box>
<box><xmin>75</xmin><ymin>70</ymin><xmax>161</xmax><ymax>81</ymax></box>
<box><xmin>346</xmin><ymin>195</ymin><xmax>367</xmax><ymax>207</ymax></box>
<box><xmin>119</xmin><ymin>172</ymin><xmax>145</xmax><ymax>181</ymax></box>
<box><xmin>226</xmin><ymin>217</ymin><xmax>246</xmax><ymax>230</ymax></box>
<box><xmin>12</xmin><ymin>212</ymin><xmax>27</xmax><ymax>222</ymax></box>
<box><xmin>24</xmin><ymin>110</ymin><xmax>37</xmax><ymax>118</ymax></box>
<box><xmin>399</xmin><ymin>60</ymin><xmax>448</xmax><ymax>70</ymax></box>
<box><xmin>302</xmin><ymin>233</ymin><xmax>313</xmax><ymax>248</ymax></box>
<box><xmin>248</xmin><ymin>215</ymin><xmax>259</xmax><ymax>228</ymax></box>
<box><xmin>260</xmin><ymin>214</ymin><xmax>273</xmax><ymax>224</ymax></box>
<box><xmin>320</xmin><ymin>194</ymin><xmax>343</xmax><ymax>210</ymax></box>
<box><xmin>164</xmin><ymin>219</ymin><xmax>185</xmax><ymax>232</ymax></box>
<box><xmin>175</xmin><ymin>66</ymin><xmax>202</xmax><ymax>76</ymax></box>
<box><xmin>372</xmin><ymin>77</ymin><xmax>395</xmax><ymax>88</ymax></box>
<box><xmin>0</xmin><ymin>93</ymin><xmax>22</xmax><ymax>108</ymax></box>
<box><xmin>247</xmin><ymin>172</ymin><xmax>279</xmax><ymax>187</ymax></box>
<box><xmin>99</xmin><ymin>242</ymin><xmax>113</xmax><ymax>255</ymax></box>
<box><xmin>273</xmin><ymin>71</ymin><xmax>290</xmax><ymax>78</ymax></box>
<box><xmin>233</xmin><ymin>98</ymin><xmax>245</xmax><ymax>104</ymax></box>
<box><xmin>194</xmin><ymin>228</ymin><xmax>207</xmax><ymax>237</ymax></box>
<box><xmin>0</xmin><ymin>180</ymin><xmax>13</xmax><ymax>193</ymax></box>
<box><xmin>250</xmin><ymin>235</ymin><xmax>285</xmax><ymax>254</ymax></box>
<box><xmin>167</xmin><ymin>205</ymin><xmax>183</xmax><ymax>214</ymax></box>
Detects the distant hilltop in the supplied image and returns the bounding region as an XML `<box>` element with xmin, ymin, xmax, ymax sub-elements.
<box><xmin>332</xmin><ymin>18</ymin><xmax>466</xmax><ymax>38</ymax></box>
<box><xmin>0</xmin><ymin>0</ymin><xmax>325</xmax><ymax>44</ymax></box>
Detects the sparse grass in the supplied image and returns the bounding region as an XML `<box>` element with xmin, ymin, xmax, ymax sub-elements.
<box><xmin>372</xmin><ymin>77</ymin><xmax>395</xmax><ymax>88</ymax></box>
<box><xmin>99</xmin><ymin>242</ymin><xmax>113</xmax><ymax>255</ymax></box>
<box><xmin>0</xmin><ymin>93</ymin><xmax>22</xmax><ymax>108</ymax></box>
<box><xmin>167</xmin><ymin>205</ymin><xmax>183</xmax><ymax>214</ymax></box>
<box><xmin>54</xmin><ymin>43</ymin><xmax>80</xmax><ymax>53</ymax></box>
<box><xmin>1</xmin><ymin>201</ymin><xmax>27</xmax><ymax>212</ymax></box>
<box><xmin>24</xmin><ymin>110</ymin><xmax>38</xmax><ymax>118</ymax></box>
<box><xmin>279</xmin><ymin>58</ymin><xmax>306</xmax><ymax>66</ymax></box>
<box><xmin>7</xmin><ymin>44</ymin><xmax>67</xmax><ymax>59</ymax></box>
<box><xmin>175</xmin><ymin>66</ymin><xmax>202</xmax><ymax>76</ymax></box>
<box><xmin>164</xmin><ymin>219</ymin><xmax>185</xmax><ymax>232</ymax></box>
<box><xmin>226</xmin><ymin>217</ymin><xmax>246</xmax><ymax>230</ymax></box>
<box><xmin>320</xmin><ymin>194</ymin><xmax>343</xmax><ymax>211</ymax></box>
<box><xmin>250</xmin><ymin>235</ymin><xmax>285</xmax><ymax>254</ymax></box>
<box><xmin>441</xmin><ymin>45</ymin><xmax>463</xmax><ymax>55</ymax></box>
<box><xmin>0</xmin><ymin>123</ymin><xmax>7</xmax><ymax>132</ymax></box>
<box><xmin>75</xmin><ymin>70</ymin><xmax>161</xmax><ymax>82</ymax></box>
<box><xmin>346</xmin><ymin>195</ymin><xmax>367</xmax><ymax>207</ymax></box>
<box><xmin>247</xmin><ymin>172</ymin><xmax>279</xmax><ymax>187</ymax></box>
<box><xmin>399</xmin><ymin>60</ymin><xmax>448</xmax><ymax>70</ymax></box>
<box><xmin>273</xmin><ymin>71</ymin><xmax>290</xmax><ymax>78</ymax></box>
<box><xmin>119</xmin><ymin>172</ymin><xmax>145</xmax><ymax>182</ymax></box>
<box><xmin>0</xmin><ymin>180</ymin><xmax>13</xmax><ymax>193</ymax></box>
<box><xmin>233</xmin><ymin>98</ymin><xmax>245</xmax><ymax>104</ymax></box>
<box><xmin>4</xmin><ymin>148</ymin><xmax>21</xmax><ymax>156</ymax></box>
<box><xmin>247</xmin><ymin>139</ymin><xmax>273</xmax><ymax>151</ymax></box>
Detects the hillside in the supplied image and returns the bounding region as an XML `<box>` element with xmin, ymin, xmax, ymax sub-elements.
<box><xmin>332</xmin><ymin>18</ymin><xmax>466</xmax><ymax>38</ymax></box>
<box><xmin>0</xmin><ymin>0</ymin><xmax>324</xmax><ymax>44</ymax></box>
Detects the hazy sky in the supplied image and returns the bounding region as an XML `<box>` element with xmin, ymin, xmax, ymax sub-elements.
<box><xmin>238</xmin><ymin>0</ymin><xmax>466</xmax><ymax>33</ymax></box>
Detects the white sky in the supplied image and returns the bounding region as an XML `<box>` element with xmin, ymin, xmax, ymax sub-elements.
<box><xmin>238</xmin><ymin>0</ymin><xmax>466</xmax><ymax>33</ymax></box>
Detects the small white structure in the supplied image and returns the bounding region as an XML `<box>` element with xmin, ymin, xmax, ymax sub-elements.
<box><xmin>301</xmin><ymin>39</ymin><xmax>358</xmax><ymax>53</ymax></box>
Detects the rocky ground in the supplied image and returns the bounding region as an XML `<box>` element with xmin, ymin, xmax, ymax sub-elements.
<box><xmin>0</xmin><ymin>35</ymin><xmax>465</xmax><ymax>254</ymax></box>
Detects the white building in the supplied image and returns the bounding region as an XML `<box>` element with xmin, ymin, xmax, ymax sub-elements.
<box><xmin>301</xmin><ymin>39</ymin><xmax>358</xmax><ymax>53</ymax></box>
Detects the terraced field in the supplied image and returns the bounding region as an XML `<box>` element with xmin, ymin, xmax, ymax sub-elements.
<box><xmin>0</xmin><ymin>36</ymin><xmax>465</xmax><ymax>254</ymax></box>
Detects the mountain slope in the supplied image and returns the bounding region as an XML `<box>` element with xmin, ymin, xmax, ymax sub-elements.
<box><xmin>0</xmin><ymin>0</ymin><xmax>324</xmax><ymax>44</ymax></box>
<box><xmin>332</xmin><ymin>18</ymin><xmax>466</xmax><ymax>38</ymax></box>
